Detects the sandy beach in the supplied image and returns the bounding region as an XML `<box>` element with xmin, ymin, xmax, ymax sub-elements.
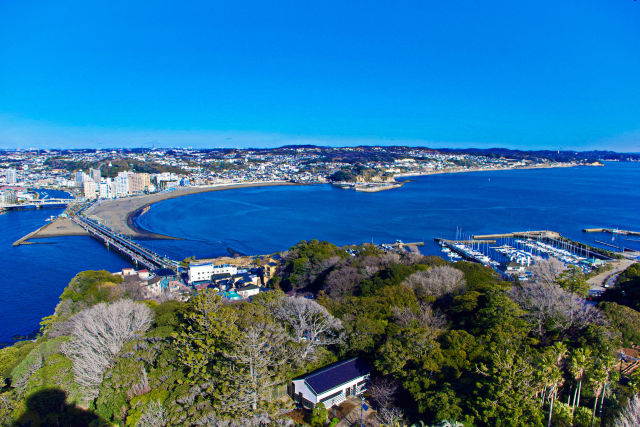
<box><xmin>13</xmin><ymin>217</ymin><xmax>89</xmax><ymax>246</ymax></box>
<box><xmin>84</xmin><ymin>181</ymin><xmax>298</xmax><ymax>239</ymax></box>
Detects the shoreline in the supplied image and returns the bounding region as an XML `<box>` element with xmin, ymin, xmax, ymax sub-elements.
<box><xmin>90</xmin><ymin>164</ymin><xmax>586</xmax><ymax>239</ymax></box>
<box><xmin>393</xmin><ymin>162</ymin><xmax>582</xmax><ymax>178</ymax></box>
<box><xmin>13</xmin><ymin>217</ymin><xmax>90</xmax><ymax>246</ymax></box>
<box><xmin>86</xmin><ymin>181</ymin><xmax>301</xmax><ymax>239</ymax></box>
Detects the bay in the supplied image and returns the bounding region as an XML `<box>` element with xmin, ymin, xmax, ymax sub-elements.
<box><xmin>135</xmin><ymin>162</ymin><xmax>640</xmax><ymax>260</ymax></box>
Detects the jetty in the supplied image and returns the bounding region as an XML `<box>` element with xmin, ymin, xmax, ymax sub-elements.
<box><xmin>472</xmin><ymin>230</ymin><xmax>560</xmax><ymax>240</ymax></box>
<box><xmin>595</xmin><ymin>240</ymin><xmax>623</xmax><ymax>250</ymax></box>
<box><xmin>583</xmin><ymin>228</ymin><xmax>640</xmax><ymax>236</ymax></box>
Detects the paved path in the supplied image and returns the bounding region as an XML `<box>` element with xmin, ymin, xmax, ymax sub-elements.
<box><xmin>336</xmin><ymin>397</ymin><xmax>380</xmax><ymax>427</ymax></box>
<box><xmin>587</xmin><ymin>259</ymin><xmax>636</xmax><ymax>291</ymax></box>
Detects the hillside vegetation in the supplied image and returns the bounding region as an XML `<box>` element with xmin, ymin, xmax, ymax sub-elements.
<box><xmin>1</xmin><ymin>242</ymin><xmax>640</xmax><ymax>426</ymax></box>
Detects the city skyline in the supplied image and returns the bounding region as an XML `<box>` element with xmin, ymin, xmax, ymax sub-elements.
<box><xmin>2</xmin><ymin>1</ymin><xmax>640</xmax><ymax>151</ymax></box>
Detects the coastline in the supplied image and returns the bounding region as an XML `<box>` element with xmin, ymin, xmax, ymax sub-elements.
<box><xmin>393</xmin><ymin>162</ymin><xmax>581</xmax><ymax>178</ymax></box>
<box><xmin>88</xmin><ymin>164</ymin><xmax>586</xmax><ymax>239</ymax></box>
<box><xmin>85</xmin><ymin>181</ymin><xmax>300</xmax><ymax>239</ymax></box>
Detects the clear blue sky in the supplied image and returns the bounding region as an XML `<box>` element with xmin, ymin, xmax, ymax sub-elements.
<box><xmin>1</xmin><ymin>0</ymin><xmax>639</xmax><ymax>150</ymax></box>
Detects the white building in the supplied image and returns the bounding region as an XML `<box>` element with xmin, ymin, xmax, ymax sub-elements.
<box><xmin>83</xmin><ymin>179</ymin><xmax>98</xmax><ymax>199</ymax></box>
<box><xmin>188</xmin><ymin>263</ymin><xmax>238</xmax><ymax>283</ymax></box>
<box><xmin>289</xmin><ymin>358</ymin><xmax>370</xmax><ymax>409</ymax></box>
<box><xmin>90</xmin><ymin>168</ymin><xmax>101</xmax><ymax>183</ymax></box>
<box><xmin>75</xmin><ymin>171</ymin><xmax>87</xmax><ymax>186</ymax></box>
<box><xmin>99</xmin><ymin>179</ymin><xmax>116</xmax><ymax>199</ymax></box>
<box><xmin>115</xmin><ymin>172</ymin><xmax>131</xmax><ymax>197</ymax></box>
<box><xmin>6</xmin><ymin>168</ymin><xmax>17</xmax><ymax>185</ymax></box>
<box><xmin>237</xmin><ymin>284</ymin><xmax>260</xmax><ymax>298</ymax></box>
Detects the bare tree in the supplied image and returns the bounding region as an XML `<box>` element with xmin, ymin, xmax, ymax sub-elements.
<box><xmin>615</xmin><ymin>394</ymin><xmax>640</xmax><ymax>427</ymax></box>
<box><xmin>360</xmin><ymin>256</ymin><xmax>385</xmax><ymax>279</ymax></box>
<box><xmin>368</xmin><ymin>377</ymin><xmax>399</xmax><ymax>409</ymax></box>
<box><xmin>404</xmin><ymin>266</ymin><xmax>466</xmax><ymax>299</ymax></box>
<box><xmin>62</xmin><ymin>299</ymin><xmax>153</xmax><ymax>399</ymax></box>
<box><xmin>392</xmin><ymin>303</ymin><xmax>447</xmax><ymax>331</ymax></box>
<box><xmin>224</xmin><ymin>322</ymin><xmax>290</xmax><ymax>413</ymax></box>
<box><xmin>325</xmin><ymin>266</ymin><xmax>360</xmax><ymax>298</ymax></box>
<box><xmin>530</xmin><ymin>258</ymin><xmax>566</xmax><ymax>286</ymax></box>
<box><xmin>510</xmin><ymin>282</ymin><xmax>604</xmax><ymax>338</ymax></box>
<box><xmin>376</xmin><ymin>406</ymin><xmax>405</xmax><ymax>426</ymax></box>
<box><xmin>380</xmin><ymin>253</ymin><xmax>401</xmax><ymax>267</ymax></box>
<box><xmin>137</xmin><ymin>401</ymin><xmax>168</xmax><ymax>427</ymax></box>
<box><xmin>270</xmin><ymin>296</ymin><xmax>343</xmax><ymax>360</ymax></box>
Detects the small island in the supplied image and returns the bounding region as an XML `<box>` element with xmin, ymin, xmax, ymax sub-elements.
<box><xmin>328</xmin><ymin>164</ymin><xmax>407</xmax><ymax>192</ymax></box>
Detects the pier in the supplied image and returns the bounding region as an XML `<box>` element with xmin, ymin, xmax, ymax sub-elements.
<box><xmin>594</xmin><ymin>240</ymin><xmax>623</xmax><ymax>251</ymax></box>
<box><xmin>472</xmin><ymin>230</ymin><xmax>560</xmax><ymax>240</ymax></box>
<box><xmin>434</xmin><ymin>238</ymin><xmax>498</xmax><ymax>267</ymax></box>
<box><xmin>583</xmin><ymin>228</ymin><xmax>640</xmax><ymax>236</ymax></box>
<box><xmin>71</xmin><ymin>213</ymin><xmax>177</xmax><ymax>270</ymax></box>
<box><xmin>391</xmin><ymin>241</ymin><xmax>424</xmax><ymax>247</ymax></box>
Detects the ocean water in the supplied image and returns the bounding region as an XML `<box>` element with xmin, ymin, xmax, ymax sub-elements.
<box><xmin>1</xmin><ymin>162</ymin><xmax>639</xmax><ymax>344</ymax></box>
<box><xmin>135</xmin><ymin>162</ymin><xmax>640</xmax><ymax>260</ymax></box>
<box><xmin>0</xmin><ymin>200</ymin><xmax>131</xmax><ymax>345</ymax></box>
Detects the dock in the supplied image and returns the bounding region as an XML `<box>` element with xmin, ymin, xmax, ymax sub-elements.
<box><xmin>472</xmin><ymin>230</ymin><xmax>560</xmax><ymax>240</ymax></box>
<box><xmin>594</xmin><ymin>240</ymin><xmax>623</xmax><ymax>250</ymax></box>
<box><xmin>583</xmin><ymin>228</ymin><xmax>640</xmax><ymax>236</ymax></box>
<box><xmin>434</xmin><ymin>238</ymin><xmax>497</xmax><ymax>267</ymax></box>
<box><xmin>392</xmin><ymin>241</ymin><xmax>424</xmax><ymax>247</ymax></box>
<box><xmin>440</xmin><ymin>239</ymin><xmax>496</xmax><ymax>245</ymax></box>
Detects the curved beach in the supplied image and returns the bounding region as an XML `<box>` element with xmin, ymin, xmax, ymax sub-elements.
<box><xmin>84</xmin><ymin>164</ymin><xmax>584</xmax><ymax>240</ymax></box>
<box><xmin>84</xmin><ymin>181</ymin><xmax>298</xmax><ymax>239</ymax></box>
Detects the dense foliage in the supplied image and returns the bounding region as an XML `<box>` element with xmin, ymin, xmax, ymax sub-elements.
<box><xmin>1</xmin><ymin>248</ymin><xmax>639</xmax><ymax>426</ymax></box>
<box><xmin>602</xmin><ymin>263</ymin><xmax>640</xmax><ymax>311</ymax></box>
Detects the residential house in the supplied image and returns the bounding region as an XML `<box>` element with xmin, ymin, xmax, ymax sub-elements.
<box><xmin>237</xmin><ymin>284</ymin><xmax>260</xmax><ymax>299</ymax></box>
<box><xmin>289</xmin><ymin>358</ymin><xmax>370</xmax><ymax>409</ymax></box>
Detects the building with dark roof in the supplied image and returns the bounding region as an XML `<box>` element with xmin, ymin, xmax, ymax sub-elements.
<box><xmin>289</xmin><ymin>357</ymin><xmax>370</xmax><ymax>409</ymax></box>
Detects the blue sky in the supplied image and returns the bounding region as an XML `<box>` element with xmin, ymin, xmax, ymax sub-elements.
<box><xmin>1</xmin><ymin>0</ymin><xmax>639</xmax><ymax>150</ymax></box>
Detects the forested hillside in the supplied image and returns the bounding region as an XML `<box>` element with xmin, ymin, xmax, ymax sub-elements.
<box><xmin>1</xmin><ymin>241</ymin><xmax>639</xmax><ymax>426</ymax></box>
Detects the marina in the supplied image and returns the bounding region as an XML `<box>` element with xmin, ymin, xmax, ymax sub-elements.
<box><xmin>437</xmin><ymin>230</ymin><xmax>615</xmax><ymax>281</ymax></box>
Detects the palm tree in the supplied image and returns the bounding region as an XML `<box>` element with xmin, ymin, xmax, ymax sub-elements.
<box><xmin>597</xmin><ymin>356</ymin><xmax>619</xmax><ymax>425</ymax></box>
<box><xmin>569</xmin><ymin>347</ymin><xmax>592</xmax><ymax>411</ymax></box>
<box><xmin>541</xmin><ymin>344</ymin><xmax>567</xmax><ymax>427</ymax></box>
<box><xmin>588</xmin><ymin>366</ymin><xmax>606</xmax><ymax>427</ymax></box>
<box><xmin>587</xmin><ymin>356</ymin><xmax>618</xmax><ymax>427</ymax></box>
<box><xmin>546</xmin><ymin>366</ymin><xmax>563</xmax><ymax>427</ymax></box>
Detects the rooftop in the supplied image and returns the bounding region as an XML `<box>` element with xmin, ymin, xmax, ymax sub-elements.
<box><xmin>298</xmin><ymin>357</ymin><xmax>369</xmax><ymax>396</ymax></box>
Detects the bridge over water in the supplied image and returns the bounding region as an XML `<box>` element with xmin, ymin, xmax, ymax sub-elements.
<box><xmin>1</xmin><ymin>198</ymin><xmax>75</xmax><ymax>210</ymax></box>
<box><xmin>71</xmin><ymin>213</ymin><xmax>178</xmax><ymax>271</ymax></box>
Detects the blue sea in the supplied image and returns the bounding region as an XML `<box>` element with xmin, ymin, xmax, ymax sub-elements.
<box><xmin>2</xmin><ymin>163</ymin><xmax>639</xmax><ymax>344</ymax></box>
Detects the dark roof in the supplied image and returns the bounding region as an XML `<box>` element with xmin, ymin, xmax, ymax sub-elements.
<box><xmin>238</xmin><ymin>284</ymin><xmax>259</xmax><ymax>291</ymax></box>
<box><xmin>300</xmin><ymin>358</ymin><xmax>369</xmax><ymax>395</ymax></box>
<box><xmin>153</xmin><ymin>268</ymin><xmax>176</xmax><ymax>277</ymax></box>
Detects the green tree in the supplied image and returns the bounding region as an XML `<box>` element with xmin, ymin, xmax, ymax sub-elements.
<box><xmin>557</xmin><ymin>265</ymin><xmax>589</xmax><ymax>297</ymax></box>
<box><xmin>173</xmin><ymin>290</ymin><xmax>239</xmax><ymax>386</ymax></box>
<box><xmin>568</xmin><ymin>347</ymin><xmax>592</xmax><ymax>413</ymax></box>
<box><xmin>598</xmin><ymin>302</ymin><xmax>640</xmax><ymax>346</ymax></box>
<box><xmin>310</xmin><ymin>402</ymin><xmax>328</xmax><ymax>427</ymax></box>
<box><xmin>473</xmin><ymin>346</ymin><xmax>544</xmax><ymax>426</ymax></box>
